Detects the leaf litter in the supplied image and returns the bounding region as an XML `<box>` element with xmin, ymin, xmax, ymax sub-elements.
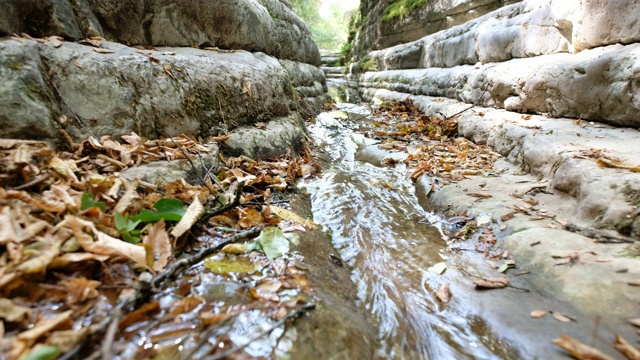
<box><xmin>0</xmin><ymin>132</ymin><xmax>321</xmax><ymax>359</ymax></box>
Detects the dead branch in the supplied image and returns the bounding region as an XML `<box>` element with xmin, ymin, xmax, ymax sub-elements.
<box><xmin>563</xmin><ymin>223</ymin><xmax>637</xmax><ymax>243</ymax></box>
<box><xmin>59</xmin><ymin>227</ymin><xmax>261</xmax><ymax>360</ymax></box>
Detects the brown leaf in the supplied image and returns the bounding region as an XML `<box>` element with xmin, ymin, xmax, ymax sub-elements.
<box><xmin>170</xmin><ymin>196</ymin><xmax>204</xmax><ymax>238</ymax></box>
<box><xmin>60</xmin><ymin>276</ymin><xmax>100</xmax><ymax>304</ymax></box>
<box><xmin>629</xmin><ymin>318</ymin><xmax>640</xmax><ymax>328</ymax></box>
<box><xmin>613</xmin><ymin>334</ymin><xmax>640</xmax><ymax>360</ymax></box>
<box><xmin>473</xmin><ymin>277</ymin><xmax>509</xmax><ymax>289</ymax></box>
<box><xmin>435</xmin><ymin>283</ymin><xmax>451</xmax><ymax>303</ymax></box>
<box><xmin>93</xmin><ymin>47</ymin><xmax>115</xmax><ymax>54</ymax></box>
<box><xmin>501</xmin><ymin>212</ymin><xmax>517</xmax><ymax>221</ymax></box>
<box><xmin>552</xmin><ymin>335</ymin><xmax>614</xmax><ymax>360</ymax></box>
<box><xmin>143</xmin><ymin>219</ymin><xmax>171</xmax><ymax>272</ymax></box>
<box><xmin>0</xmin><ymin>298</ymin><xmax>32</xmax><ymax>322</ymax></box>
<box><xmin>242</xmin><ymin>81</ymin><xmax>253</xmax><ymax>97</ymax></box>
<box><xmin>66</xmin><ymin>215</ymin><xmax>148</xmax><ymax>267</ymax></box>
<box><xmin>119</xmin><ymin>302</ymin><xmax>160</xmax><ymax>332</ymax></box>
<box><xmin>200</xmin><ymin>312</ymin><xmax>230</xmax><ymax>326</ymax></box>
<box><xmin>18</xmin><ymin>310</ymin><xmax>72</xmax><ymax>341</ymax></box>
<box><xmin>530</xmin><ymin>310</ymin><xmax>547</xmax><ymax>318</ymax></box>
<box><xmin>171</xmin><ymin>296</ymin><xmax>205</xmax><ymax>316</ymax></box>
<box><xmin>467</xmin><ymin>193</ymin><xmax>492</xmax><ymax>199</ymax></box>
<box><xmin>628</xmin><ymin>280</ymin><xmax>640</xmax><ymax>286</ymax></box>
<box><xmin>252</xmin><ymin>280</ymin><xmax>282</xmax><ymax>302</ymax></box>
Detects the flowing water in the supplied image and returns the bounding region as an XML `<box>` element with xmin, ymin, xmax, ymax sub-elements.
<box><xmin>299</xmin><ymin>105</ymin><xmax>517</xmax><ymax>359</ymax></box>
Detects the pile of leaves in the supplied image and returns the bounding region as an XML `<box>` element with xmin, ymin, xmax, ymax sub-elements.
<box><xmin>367</xmin><ymin>99</ymin><xmax>498</xmax><ymax>184</ymax></box>
<box><xmin>0</xmin><ymin>133</ymin><xmax>321</xmax><ymax>359</ymax></box>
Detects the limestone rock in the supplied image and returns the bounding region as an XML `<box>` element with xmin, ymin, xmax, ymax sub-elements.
<box><xmin>0</xmin><ymin>37</ymin><xmax>320</xmax><ymax>145</ymax></box>
<box><xmin>361</xmin><ymin>43</ymin><xmax>640</xmax><ymax>127</ymax></box>
<box><xmin>0</xmin><ymin>0</ymin><xmax>320</xmax><ymax>65</ymax></box>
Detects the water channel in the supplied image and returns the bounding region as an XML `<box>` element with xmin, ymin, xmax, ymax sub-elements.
<box><xmin>299</xmin><ymin>105</ymin><xmax>518</xmax><ymax>359</ymax></box>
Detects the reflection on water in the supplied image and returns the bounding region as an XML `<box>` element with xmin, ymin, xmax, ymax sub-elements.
<box><xmin>300</xmin><ymin>107</ymin><xmax>514</xmax><ymax>359</ymax></box>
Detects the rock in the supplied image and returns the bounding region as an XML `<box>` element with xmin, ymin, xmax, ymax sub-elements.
<box><xmin>222</xmin><ymin>114</ymin><xmax>307</xmax><ymax>160</ymax></box>
<box><xmin>0</xmin><ymin>0</ymin><xmax>320</xmax><ymax>65</ymax></box>
<box><xmin>360</xmin><ymin>43</ymin><xmax>640</xmax><ymax>127</ymax></box>
<box><xmin>279</xmin><ymin>58</ymin><xmax>328</xmax><ymax>111</ymax></box>
<box><xmin>0</xmin><ymin>37</ymin><xmax>323</xmax><ymax>148</ymax></box>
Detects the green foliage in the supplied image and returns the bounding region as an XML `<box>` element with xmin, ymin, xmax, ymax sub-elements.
<box><xmin>22</xmin><ymin>346</ymin><xmax>61</xmax><ymax>360</ymax></box>
<box><xmin>80</xmin><ymin>192</ymin><xmax>105</xmax><ymax>211</ymax></box>
<box><xmin>255</xmin><ymin>227</ymin><xmax>291</xmax><ymax>259</ymax></box>
<box><xmin>115</xmin><ymin>212</ymin><xmax>142</xmax><ymax>244</ymax></box>
<box><xmin>132</xmin><ymin>198</ymin><xmax>186</xmax><ymax>223</ymax></box>
<box><xmin>382</xmin><ymin>0</ymin><xmax>427</xmax><ymax>22</ymax></box>
<box><xmin>289</xmin><ymin>0</ymin><xmax>358</xmax><ymax>52</ymax></box>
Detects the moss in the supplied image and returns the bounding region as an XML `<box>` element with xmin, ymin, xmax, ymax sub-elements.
<box><xmin>10</xmin><ymin>62</ymin><xmax>24</xmax><ymax>71</ymax></box>
<box><xmin>621</xmin><ymin>184</ymin><xmax>640</xmax><ymax>207</ymax></box>
<box><xmin>382</xmin><ymin>0</ymin><xmax>427</xmax><ymax>22</ymax></box>
<box><xmin>359</xmin><ymin>57</ymin><xmax>377</xmax><ymax>72</ymax></box>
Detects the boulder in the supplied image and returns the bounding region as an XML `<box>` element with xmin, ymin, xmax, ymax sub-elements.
<box><xmin>0</xmin><ymin>0</ymin><xmax>320</xmax><ymax>65</ymax></box>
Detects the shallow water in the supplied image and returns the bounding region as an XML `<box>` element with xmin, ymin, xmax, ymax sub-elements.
<box><xmin>299</xmin><ymin>106</ymin><xmax>516</xmax><ymax>359</ymax></box>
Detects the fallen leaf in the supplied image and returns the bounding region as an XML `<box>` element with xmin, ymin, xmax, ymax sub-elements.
<box><xmin>552</xmin><ymin>311</ymin><xmax>574</xmax><ymax>323</ymax></box>
<box><xmin>497</xmin><ymin>264</ymin><xmax>509</xmax><ymax>273</ymax></box>
<box><xmin>628</xmin><ymin>280</ymin><xmax>640</xmax><ymax>286</ymax></box>
<box><xmin>170</xmin><ymin>196</ymin><xmax>204</xmax><ymax>238</ymax></box>
<box><xmin>629</xmin><ymin>318</ymin><xmax>640</xmax><ymax>327</ymax></box>
<box><xmin>171</xmin><ymin>296</ymin><xmax>204</xmax><ymax>316</ymax></box>
<box><xmin>552</xmin><ymin>335</ymin><xmax>614</xmax><ymax>360</ymax></box>
<box><xmin>221</xmin><ymin>243</ymin><xmax>252</xmax><ymax>254</ymax></box>
<box><xmin>473</xmin><ymin>277</ymin><xmax>509</xmax><ymax>289</ymax></box>
<box><xmin>21</xmin><ymin>345</ymin><xmax>61</xmax><ymax>360</ymax></box>
<box><xmin>0</xmin><ymin>298</ymin><xmax>32</xmax><ymax>322</ymax></box>
<box><xmin>613</xmin><ymin>334</ymin><xmax>640</xmax><ymax>360</ymax></box>
<box><xmin>252</xmin><ymin>279</ymin><xmax>282</xmax><ymax>302</ymax></box>
<box><xmin>144</xmin><ymin>219</ymin><xmax>171</xmax><ymax>272</ymax></box>
<box><xmin>256</xmin><ymin>227</ymin><xmax>290</xmax><ymax>259</ymax></box>
<box><xmin>530</xmin><ymin>310</ymin><xmax>547</xmax><ymax>318</ymax></box>
<box><xmin>66</xmin><ymin>215</ymin><xmax>148</xmax><ymax>268</ymax></box>
<box><xmin>119</xmin><ymin>302</ymin><xmax>160</xmax><ymax>332</ymax></box>
<box><xmin>59</xmin><ymin>276</ymin><xmax>100</xmax><ymax>304</ymax></box>
<box><xmin>270</xmin><ymin>206</ymin><xmax>318</xmax><ymax>230</ymax></box>
<box><xmin>242</xmin><ymin>81</ymin><xmax>253</xmax><ymax>97</ymax></box>
<box><xmin>597</xmin><ymin>158</ymin><xmax>640</xmax><ymax>172</ymax></box>
<box><xmin>93</xmin><ymin>47</ymin><xmax>115</xmax><ymax>54</ymax></box>
<box><xmin>18</xmin><ymin>310</ymin><xmax>72</xmax><ymax>341</ymax></box>
<box><xmin>435</xmin><ymin>283</ymin><xmax>450</xmax><ymax>303</ymax></box>
<box><xmin>200</xmin><ymin>312</ymin><xmax>230</xmax><ymax>326</ymax></box>
<box><xmin>204</xmin><ymin>257</ymin><xmax>257</xmax><ymax>274</ymax></box>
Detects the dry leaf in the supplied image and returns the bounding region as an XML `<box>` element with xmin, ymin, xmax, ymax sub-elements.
<box><xmin>530</xmin><ymin>310</ymin><xmax>547</xmax><ymax>318</ymax></box>
<box><xmin>597</xmin><ymin>158</ymin><xmax>640</xmax><ymax>172</ymax></box>
<box><xmin>18</xmin><ymin>310</ymin><xmax>72</xmax><ymax>341</ymax></box>
<box><xmin>60</xmin><ymin>276</ymin><xmax>100</xmax><ymax>304</ymax></box>
<box><xmin>628</xmin><ymin>280</ymin><xmax>640</xmax><ymax>286</ymax></box>
<box><xmin>0</xmin><ymin>298</ymin><xmax>32</xmax><ymax>322</ymax></box>
<box><xmin>435</xmin><ymin>283</ymin><xmax>451</xmax><ymax>303</ymax></box>
<box><xmin>551</xmin><ymin>311</ymin><xmax>574</xmax><ymax>323</ymax></box>
<box><xmin>629</xmin><ymin>318</ymin><xmax>640</xmax><ymax>327</ymax></box>
<box><xmin>93</xmin><ymin>47</ymin><xmax>115</xmax><ymax>54</ymax></box>
<box><xmin>613</xmin><ymin>334</ymin><xmax>640</xmax><ymax>360</ymax></box>
<box><xmin>170</xmin><ymin>196</ymin><xmax>204</xmax><ymax>238</ymax></box>
<box><xmin>270</xmin><ymin>206</ymin><xmax>318</xmax><ymax>230</ymax></box>
<box><xmin>66</xmin><ymin>215</ymin><xmax>148</xmax><ymax>267</ymax></box>
<box><xmin>473</xmin><ymin>277</ymin><xmax>509</xmax><ymax>289</ymax></box>
<box><xmin>144</xmin><ymin>219</ymin><xmax>171</xmax><ymax>272</ymax></box>
<box><xmin>552</xmin><ymin>335</ymin><xmax>614</xmax><ymax>360</ymax></box>
<box><xmin>171</xmin><ymin>296</ymin><xmax>204</xmax><ymax>316</ymax></box>
<box><xmin>242</xmin><ymin>81</ymin><xmax>253</xmax><ymax>97</ymax></box>
<box><xmin>252</xmin><ymin>280</ymin><xmax>282</xmax><ymax>302</ymax></box>
<box><xmin>119</xmin><ymin>302</ymin><xmax>160</xmax><ymax>332</ymax></box>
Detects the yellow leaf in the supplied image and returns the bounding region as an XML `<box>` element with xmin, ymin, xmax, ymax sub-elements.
<box><xmin>270</xmin><ymin>206</ymin><xmax>318</xmax><ymax>230</ymax></box>
<box><xmin>170</xmin><ymin>196</ymin><xmax>204</xmax><ymax>238</ymax></box>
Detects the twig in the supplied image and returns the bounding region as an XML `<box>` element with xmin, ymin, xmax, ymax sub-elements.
<box><xmin>207</xmin><ymin>302</ymin><xmax>316</xmax><ymax>360</ymax></box>
<box><xmin>563</xmin><ymin>223</ymin><xmax>637</xmax><ymax>243</ymax></box>
<box><xmin>443</xmin><ymin>88</ymin><xmax>488</xmax><ymax>121</ymax></box>
<box><xmin>168</xmin><ymin>136</ymin><xmax>219</xmax><ymax>200</ymax></box>
<box><xmin>101</xmin><ymin>309</ymin><xmax>121</xmax><ymax>359</ymax></box>
<box><xmin>11</xmin><ymin>173</ymin><xmax>51</xmax><ymax>190</ymax></box>
<box><xmin>200</xmin><ymin>182</ymin><xmax>244</xmax><ymax>223</ymax></box>
<box><xmin>59</xmin><ymin>227</ymin><xmax>261</xmax><ymax>360</ymax></box>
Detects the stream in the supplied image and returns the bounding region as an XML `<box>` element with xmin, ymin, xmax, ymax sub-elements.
<box><xmin>299</xmin><ymin>105</ymin><xmax>517</xmax><ymax>359</ymax></box>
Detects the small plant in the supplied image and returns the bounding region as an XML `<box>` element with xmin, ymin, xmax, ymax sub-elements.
<box><xmin>382</xmin><ymin>0</ymin><xmax>427</xmax><ymax>22</ymax></box>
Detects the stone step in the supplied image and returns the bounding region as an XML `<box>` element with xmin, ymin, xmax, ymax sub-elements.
<box><xmin>359</xmin><ymin>43</ymin><xmax>640</xmax><ymax>128</ymax></box>
<box><xmin>369</xmin><ymin>0</ymin><xmax>640</xmax><ymax>71</ymax></box>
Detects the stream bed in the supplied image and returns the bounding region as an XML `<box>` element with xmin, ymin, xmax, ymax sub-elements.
<box><xmin>298</xmin><ymin>105</ymin><xmax>518</xmax><ymax>359</ymax></box>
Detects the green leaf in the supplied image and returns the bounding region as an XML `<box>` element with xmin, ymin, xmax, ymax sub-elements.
<box><xmin>497</xmin><ymin>264</ymin><xmax>509</xmax><ymax>273</ymax></box>
<box><xmin>132</xmin><ymin>198</ymin><xmax>185</xmax><ymax>223</ymax></box>
<box><xmin>22</xmin><ymin>345</ymin><xmax>60</xmax><ymax>360</ymax></box>
<box><xmin>256</xmin><ymin>227</ymin><xmax>290</xmax><ymax>259</ymax></box>
<box><xmin>80</xmin><ymin>192</ymin><xmax>105</xmax><ymax>211</ymax></box>
<box><xmin>114</xmin><ymin>211</ymin><xmax>127</xmax><ymax>230</ymax></box>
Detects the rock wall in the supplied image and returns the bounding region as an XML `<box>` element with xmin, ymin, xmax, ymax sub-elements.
<box><xmin>349</xmin><ymin>0</ymin><xmax>518</xmax><ymax>60</ymax></box>
<box><xmin>347</xmin><ymin>0</ymin><xmax>640</xmax><ymax>127</ymax></box>
<box><xmin>0</xmin><ymin>0</ymin><xmax>327</xmax><ymax>155</ymax></box>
